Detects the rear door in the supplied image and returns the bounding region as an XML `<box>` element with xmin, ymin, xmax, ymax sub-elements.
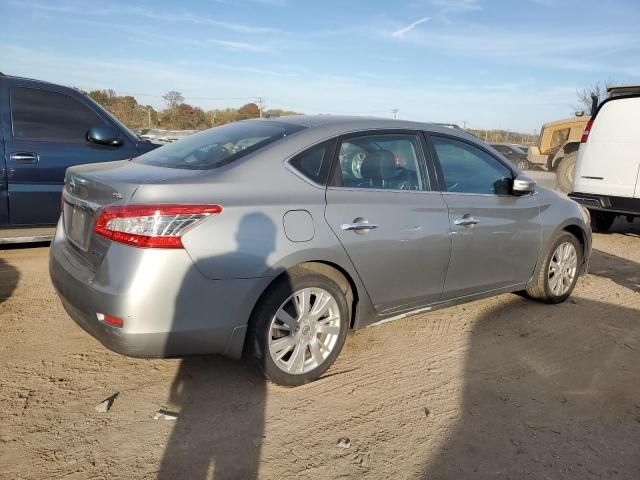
<box><xmin>428</xmin><ymin>134</ymin><xmax>541</xmax><ymax>299</ymax></box>
<box><xmin>324</xmin><ymin>131</ymin><xmax>451</xmax><ymax>313</ymax></box>
<box><xmin>1</xmin><ymin>78</ymin><xmax>141</xmax><ymax>226</ymax></box>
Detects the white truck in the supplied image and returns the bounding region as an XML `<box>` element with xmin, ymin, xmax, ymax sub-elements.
<box><xmin>569</xmin><ymin>88</ymin><xmax>640</xmax><ymax>232</ymax></box>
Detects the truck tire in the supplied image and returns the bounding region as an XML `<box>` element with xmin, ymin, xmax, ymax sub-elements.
<box><xmin>589</xmin><ymin>210</ymin><xmax>616</xmax><ymax>233</ymax></box>
<box><xmin>556</xmin><ymin>152</ymin><xmax>576</xmax><ymax>193</ymax></box>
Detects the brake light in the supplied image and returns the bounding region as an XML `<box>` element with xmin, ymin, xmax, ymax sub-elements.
<box><xmin>94</xmin><ymin>204</ymin><xmax>222</xmax><ymax>248</ymax></box>
<box><xmin>581</xmin><ymin>118</ymin><xmax>594</xmax><ymax>143</ymax></box>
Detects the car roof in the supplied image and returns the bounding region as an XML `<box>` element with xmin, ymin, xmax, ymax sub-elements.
<box><xmin>258</xmin><ymin>115</ymin><xmax>481</xmax><ymax>142</ymax></box>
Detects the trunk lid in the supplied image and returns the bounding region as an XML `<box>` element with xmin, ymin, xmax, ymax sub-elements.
<box><xmin>62</xmin><ymin>160</ymin><xmax>205</xmax><ymax>268</ymax></box>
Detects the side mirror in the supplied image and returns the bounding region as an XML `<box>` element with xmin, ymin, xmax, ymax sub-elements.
<box><xmin>513</xmin><ymin>174</ymin><xmax>536</xmax><ymax>195</ymax></box>
<box><xmin>87</xmin><ymin>126</ymin><xmax>122</xmax><ymax>146</ymax></box>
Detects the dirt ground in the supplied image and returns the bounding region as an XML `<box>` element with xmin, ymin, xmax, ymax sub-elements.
<box><xmin>1</xmin><ymin>219</ymin><xmax>639</xmax><ymax>480</ymax></box>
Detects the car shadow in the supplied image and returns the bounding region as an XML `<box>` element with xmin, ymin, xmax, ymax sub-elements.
<box><xmin>0</xmin><ymin>256</ymin><xmax>20</xmax><ymax>304</ymax></box>
<box><xmin>589</xmin><ymin>250</ymin><xmax>640</xmax><ymax>293</ymax></box>
<box><xmin>157</xmin><ymin>213</ymin><xmax>289</xmax><ymax>480</ymax></box>
<box><xmin>421</xmin><ymin>297</ymin><xmax>640</xmax><ymax>479</ymax></box>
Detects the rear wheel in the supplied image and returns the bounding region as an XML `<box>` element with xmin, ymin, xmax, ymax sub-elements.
<box><xmin>526</xmin><ymin>232</ymin><xmax>581</xmax><ymax>304</ymax></box>
<box><xmin>248</xmin><ymin>268</ymin><xmax>349</xmax><ymax>386</ymax></box>
<box><xmin>589</xmin><ymin>210</ymin><xmax>616</xmax><ymax>233</ymax></box>
<box><xmin>556</xmin><ymin>152</ymin><xmax>577</xmax><ymax>193</ymax></box>
<box><xmin>515</xmin><ymin>158</ymin><xmax>530</xmax><ymax>170</ymax></box>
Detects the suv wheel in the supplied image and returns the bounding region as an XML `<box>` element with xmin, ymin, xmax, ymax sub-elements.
<box><xmin>526</xmin><ymin>232</ymin><xmax>581</xmax><ymax>304</ymax></box>
<box><xmin>248</xmin><ymin>268</ymin><xmax>349</xmax><ymax>386</ymax></box>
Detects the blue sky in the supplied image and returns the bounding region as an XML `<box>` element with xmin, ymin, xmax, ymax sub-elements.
<box><xmin>1</xmin><ymin>0</ymin><xmax>639</xmax><ymax>131</ymax></box>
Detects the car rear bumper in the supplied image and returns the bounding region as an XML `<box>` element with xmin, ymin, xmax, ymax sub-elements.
<box><xmin>49</xmin><ymin>219</ymin><xmax>272</xmax><ymax>359</ymax></box>
<box><xmin>569</xmin><ymin>192</ymin><xmax>640</xmax><ymax>217</ymax></box>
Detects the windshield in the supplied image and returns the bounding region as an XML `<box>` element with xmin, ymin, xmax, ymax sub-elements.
<box><xmin>133</xmin><ymin>121</ymin><xmax>304</xmax><ymax>170</ymax></box>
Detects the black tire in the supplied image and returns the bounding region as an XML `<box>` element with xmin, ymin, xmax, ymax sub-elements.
<box><xmin>247</xmin><ymin>267</ymin><xmax>349</xmax><ymax>387</ymax></box>
<box><xmin>525</xmin><ymin>232</ymin><xmax>582</xmax><ymax>304</ymax></box>
<box><xmin>589</xmin><ymin>210</ymin><xmax>616</xmax><ymax>233</ymax></box>
<box><xmin>556</xmin><ymin>152</ymin><xmax>577</xmax><ymax>193</ymax></box>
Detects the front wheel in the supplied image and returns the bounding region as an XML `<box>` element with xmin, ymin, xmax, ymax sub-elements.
<box><xmin>526</xmin><ymin>232</ymin><xmax>582</xmax><ymax>304</ymax></box>
<box><xmin>248</xmin><ymin>268</ymin><xmax>349</xmax><ymax>386</ymax></box>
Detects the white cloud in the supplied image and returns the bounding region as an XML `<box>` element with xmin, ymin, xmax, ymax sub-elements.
<box><xmin>7</xmin><ymin>0</ymin><xmax>278</xmax><ymax>34</ymax></box>
<box><xmin>209</xmin><ymin>39</ymin><xmax>274</xmax><ymax>52</ymax></box>
<box><xmin>392</xmin><ymin>17</ymin><xmax>431</xmax><ymax>38</ymax></box>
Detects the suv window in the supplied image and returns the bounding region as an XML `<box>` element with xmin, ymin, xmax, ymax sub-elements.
<box><xmin>331</xmin><ymin>133</ymin><xmax>427</xmax><ymax>191</ymax></box>
<box><xmin>432</xmin><ymin>136</ymin><xmax>512</xmax><ymax>195</ymax></box>
<box><xmin>11</xmin><ymin>87</ymin><xmax>107</xmax><ymax>142</ymax></box>
<box><xmin>135</xmin><ymin>120</ymin><xmax>304</xmax><ymax>170</ymax></box>
<box><xmin>289</xmin><ymin>139</ymin><xmax>335</xmax><ymax>185</ymax></box>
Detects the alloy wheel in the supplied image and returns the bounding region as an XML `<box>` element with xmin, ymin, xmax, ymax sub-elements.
<box><xmin>268</xmin><ymin>287</ymin><xmax>341</xmax><ymax>375</ymax></box>
<box><xmin>548</xmin><ymin>242</ymin><xmax>578</xmax><ymax>296</ymax></box>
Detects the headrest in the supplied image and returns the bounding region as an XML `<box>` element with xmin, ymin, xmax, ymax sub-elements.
<box><xmin>361</xmin><ymin>150</ymin><xmax>396</xmax><ymax>181</ymax></box>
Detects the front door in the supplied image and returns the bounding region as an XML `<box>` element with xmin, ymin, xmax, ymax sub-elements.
<box><xmin>325</xmin><ymin>131</ymin><xmax>451</xmax><ymax>313</ymax></box>
<box><xmin>429</xmin><ymin>135</ymin><xmax>541</xmax><ymax>299</ymax></box>
<box><xmin>0</xmin><ymin>80</ymin><xmax>140</xmax><ymax>226</ymax></box>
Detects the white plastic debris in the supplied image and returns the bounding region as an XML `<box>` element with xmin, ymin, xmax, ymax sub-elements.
<box><xmin>154</xmin><ymin>409</ymin><xmax>178</xmax><ymax>421</ymax></box>
<box><xmin>337</xmin><ymin>437</ymin><xmax>351</xmax><ymax>449</ymax></box>
<box><xmin>95</xmin><ymin>392</ymin><xmax>119</xmax><ymax>413</ymax></box>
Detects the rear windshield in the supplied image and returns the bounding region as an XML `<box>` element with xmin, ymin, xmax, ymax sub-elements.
<box><xmin>133</xmin><ymin>120</ymin><xmax>304</xmax><ymax>170</ymax></box>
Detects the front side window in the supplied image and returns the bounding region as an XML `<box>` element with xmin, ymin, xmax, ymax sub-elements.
<box><xmin>11</xmin><ymin>87</ymin><xmax>107</xmax><ymax>142</ymax></box>
<box><xmin>134</xmin><ymin>121</ymin><xmax>304</xmax><ymax>170</ymax></box>
<box><xmin>432</xmin><ymin>136</ymin><xmax>512</xmax><ymax>195</ymax></box>
<box><xmin>331</xmin><ymin>133</ymin><xmax>427</xmax><ymax>191</ymax></box>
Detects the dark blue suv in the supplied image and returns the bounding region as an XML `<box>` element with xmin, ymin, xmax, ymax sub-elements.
<box><xmin>0</xmin><ymin>73</ymin><xmax>159</xmax><ymax>242</ymax></box>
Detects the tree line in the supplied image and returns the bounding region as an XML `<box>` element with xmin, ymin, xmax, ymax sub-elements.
<box><xmin>85</xmin><ymin>89</ymin><xmax>298</xmax><ymax>130</ymax></box>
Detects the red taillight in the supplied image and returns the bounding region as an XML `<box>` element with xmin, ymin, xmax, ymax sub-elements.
<box><xmin>97</xmin><ymin>313</ymin><xmax>124</xmax><ymax>328</ymax></box>
<box><xmin>581</xmin><ymin>118</ymin><xmax>594</xmax><ymax>143</ymax></box>
<box><xmin>94</xmin><ymin>204</ymin><xmax>222</xmax><ymax>248</ymax></box>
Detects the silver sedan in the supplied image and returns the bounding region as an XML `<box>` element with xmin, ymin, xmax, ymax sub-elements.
<box><xmin>50</xmin><ymin>116</ymin><xmax>592</xmax><ymax>386</ymax></box>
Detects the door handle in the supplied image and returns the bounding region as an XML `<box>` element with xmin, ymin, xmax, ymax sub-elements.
<box><xmin>10</xmin><ymin>152</ymin><xmax>39</xmax><ymax>164</ymax></box>
<box><xmin>454</xmin><ymin>217</ymin><xmax>479</xmax><ymax>226</ymax></box>
<box><xmin>341</xmin><ymin>222</ymin><xmax>378</xmax><ymax>231</ymax></box>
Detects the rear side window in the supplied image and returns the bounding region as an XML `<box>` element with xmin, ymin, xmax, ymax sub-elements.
<box><xmin>289</xmin><ymin>139</ymin><xmax>336</xmax><ymax>185</ymax></box>
<box><xmin>135</xmin><ymin>121</ymin><xmax>304</xmax><ymax>170</ymax></box>
<box><xmin>11</xmin><ymin>87</ymin><xmax>107</xmax><ymax>142</ymax></box>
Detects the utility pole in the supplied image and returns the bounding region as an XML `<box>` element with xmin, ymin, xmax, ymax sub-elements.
<box><xmin>462</xmin><ymin>120</ymin><xmax>467</xmax><ymax>130</ymax></box>
<box><xmin>257</xmin><ymin>97</ymin><xmax>264</xmax><ymax>119</ymax></box>
<box><xmin>210</xmin><ymin>111</ymin><xmax>216</xmax><ymax>127</ymax></box>
<box><xmin>148</xmin><ymin>107</ymin><xmax>151</xmax><ymax>129</ymax></box>
<box><xmin>391</xmin><ymin>108</ymin><xmax>399</xmax><ymax>119</ymax></box>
